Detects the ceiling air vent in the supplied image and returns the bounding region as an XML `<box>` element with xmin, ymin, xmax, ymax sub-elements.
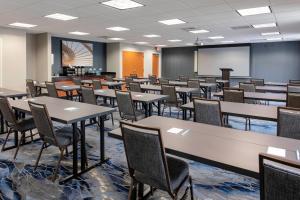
<box><xmin>230</xmin><ymin>25</ymin><xmax>252</xmax><ymax>30</ymax></box>
<box><xmin>181</xmin><ymin>27</ymin><xmax>197</xmax><ymax>32</ymax></box>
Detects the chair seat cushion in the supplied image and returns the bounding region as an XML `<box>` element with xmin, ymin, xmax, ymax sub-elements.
<box><xmin>167</xmin><ymin>156</ymin><xmax>189</xmax><ymax>191</ymax></box>
<box><xmin>54</xmin><ymin>127</ymin><xmax>81</xmax><ymax>146</ymax></box>
<box><xmin>16</xmin><ymin>117</ymin><xmax>36</xmax><ymax>132</ymax></box>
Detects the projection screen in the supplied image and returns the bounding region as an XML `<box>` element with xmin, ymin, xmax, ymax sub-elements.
<box><xmin>197</xmin><ymin>46</ymin><xmax>250</xmax><ymax>77</ymax></box>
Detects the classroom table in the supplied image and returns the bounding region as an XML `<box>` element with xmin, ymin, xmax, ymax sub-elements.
<box><xmin>255</xmin><ymin>85</ymin><xmax>287</xmax><ymax>93</ymax></box>
<box><xmin>113</xmin><ymin>78</ymin><xmax>150</xmax><ymax>84</ymax></box>
<box><xmin>181</xmin><ymin>101</ymin><xmax>278</xmax><ymax>122</ymax></box>
<box><xmin>109</xmin><ymin>116</ymin><xmax>300</xmax><ymax>178</ymax></box>
<box><xmin>0</xmin><ymin>88</ymin><xmax>28</xmax><ymax>134</ymax></box>
<box><xmin>214</xmin><ymin>91</ymin><xmax>286</xmax><ymax>102</ymax></box>
<box><xmin>35</xmin><ymin>83</ymin><xmax>80</xmax><ymax>100</ymax></box>
<box><xmin>10</xmin><ymin>96</ymin><xmax>115</xmax><ymax>182</ymax></box>
<box><xmin>140</xmin><ymin>84</ymin><xmax>198</xmax><ymax>104</ymax></box>
<box><xmin>94</xmin><ymin>89</ymin><xmax>168</xmax><ymax>116</ymax></box>
<box><xmin>81</xmin><ymin>80</ymin><xmax>124</xmax><ymax>89</ymax></box>
<box><xmin>264</xmin><ymin>82</ymin><xmax>288</xmax><ymax>87</ymax></box>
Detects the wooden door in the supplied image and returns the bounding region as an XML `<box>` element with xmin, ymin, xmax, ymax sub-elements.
<box><xmin>152</xmin><ymin>54</ymin><xmax>159</xmax><ymax>77</ymax></box>
<box><xmin>122</xmin><ymin>51</ymin><xmax>144</xmax><ymax>77</ymax></box>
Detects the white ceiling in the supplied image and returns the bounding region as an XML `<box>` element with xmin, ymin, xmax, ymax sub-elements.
<box><xmin>1</xmin><ymin>0</ymin><xmax>300</xmax><ymax>47</ymax></box>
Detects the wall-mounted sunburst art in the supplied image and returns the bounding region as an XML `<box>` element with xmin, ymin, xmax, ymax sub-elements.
<box><xmin>62</xmin><ymin>40</ymin><xmax>93</xmax><ymax>67</ymax></box>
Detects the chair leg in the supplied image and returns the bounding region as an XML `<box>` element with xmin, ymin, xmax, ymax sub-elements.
<box><xmin>169</xmin><ymin>106</ymin><xmax>171</xmax><ymax>117</ymax></box>
<box><xmin>52</xmin><ymin>149</ymin><xmax>64</xmax><ymax>182</ymax></box>
<box><xmin>111</xmin><ymin>113</ymin><xmax>114</xmax><ymax>126</ymax></box>
<box><xmin>189</xmin><ymin>176</ymin><xmax>194</xmax><ymax>200</ymax></box>
<box><xmin>13</xmin><ymin>132</ymin><xmax>25</xmax><ymax>160</ymax></box>
<box><xmin>1</xmin><ymin>128</ymin><xmax>12</xmax><ymax>151</ymax></box>
<box><xmin>65</xmin><ymin>147</ymin><xmax>69</xmax><ymax>157</ymax></box>
<box><xmin>34</xmin><ymin>142</ymin><xmax>45</xmax><ymax>170</ymax></box>
<box><xmin>162</xmin><ymin>105</ymin><xmax>166</xmax><ymax>116</ymax></box>
<box><xmin>128</xmin><ymin>178</ymin><xmax>137</xmax><ymax>200</ymax></box>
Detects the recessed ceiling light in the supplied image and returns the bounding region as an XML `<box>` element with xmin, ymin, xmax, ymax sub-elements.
<box><xmin>101</xmin><ymin>0</ymin><xmax>144</xmax><ymax>10</ymax></box>
<box><xmin>144</xmin><ymin>34</ymin><xmax>160</xmax><ymax>38</ymax></box>
<box><xmin>261</xmin><ymin>32</ymin><xmax>280</xmax><ymax>36</ymax></box>
<box><xmin>156</xmin><ymin>45</ymin><xmax>167</xmax><ymax>47</ymax></box>
<box><xmin>106</xmin><ymin>26</ymin><xmax>130</xmax><ymax>31</ymax></box>
<box><xmin>252</xmin><ymin>23</ymin><xmax>277</xmax><ymax>28</ymax></box>
<box><xmin>9</xmin><ymin>22</ymin><xmax>37</xmax><ymax>28</ymax></box>
<box><xmin>159</xmin><ymin>19</ymin><xmax>186</xmax><ymax>25</ymax></box>
<box><xmin>135</xmin><ymin>42</ymin><xmax>148</xmax><ymax>44</ymax></box>
<box><xmin>237</xmin><ymin>6</ymin><xmax>271</xmax><ymax>16</ymax></box>
<box><xmin>69</xmin><ymin>31</ymin><xmax>90</xmax><ymax>35</ymax></box>
<box><xmin>108</xmin><ymin>37</ymin><xmax>124</xmax><ymax>41</ymax></box>
<box><xmin>266</xmin><ymin>37</ymin><xmax>282</xmax><ymax>41</ymax></box>
<box><xmin>45</xmin><ymin>13</ymin><xmax>78</xmax><ymax>21</ymax></box>
<box><xmin>209</xmin><ymin>36</ymin><xmax>224</xmax><ymax>39</ymax></box>
<box><xmin>221</xmin><ymin>40</ymin><xmax>235</xmax><ymax>43</ymax></box>
<box><xmin>168</xmin><ymin>39</ymin><xmax>182</xmax><ymax>42</ymax></box>
<box><xmin>189</xmin><ymin>29</ymin><xmax>209</xmax><ymax>34</ymax></box>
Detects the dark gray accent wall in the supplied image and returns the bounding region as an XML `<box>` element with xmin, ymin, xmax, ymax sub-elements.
<box><xmin>162</xmin><ymin>41</ymin><xmax>300</xmax><ymax>82</ymax></box>
<box><xmin>51</xmin><ymin>37</ymin><xmax>107</xmax><ymax>75</ymax></box>
<box><xmin>162</xmin><ymin>46</ymin><xmax>198</xmax><ymax>79</ymax></box>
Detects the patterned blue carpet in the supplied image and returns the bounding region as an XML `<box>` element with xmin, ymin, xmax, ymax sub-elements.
<box><xmin>0</xmin><ymin>102</ymin><xmax>281</xmax><ymax>200</ymax></box>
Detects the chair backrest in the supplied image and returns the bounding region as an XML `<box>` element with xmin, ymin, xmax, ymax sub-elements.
<box><xmin>81</xmin><ymin>86</ymin><xmax>97</xmax><ymax>105</ymax></box>
<box><xmin>259</xmin><ymin>153</ymin><xmax>300</xmax><ymax>200</ymax></box>
<box><xmin>251</xmin><ymin>79</ymin><xmax>264</xmax><ymax>86</ymax></box>
<box><xmin>120</xmin><ymin>121</ymin><xmax>171</xmax><ymax>191</ymax></box>
<box><xmin>125</xmin><ymin>77</ymin><xmax>134</xmax><ymax>87</ymax></box>
<box><xmin>45</xmin><ymin>82</ymin><xmax>58</xmax><ymax>98</ymax></box>
<box><xmin>159</xmin><ymin>79</ymin><xmax>169</xmax><ymax>85</ymax></box>
<box><xmin>223</xmin><ymin>88</ymin><xmax>244</xmax><ymax>103</ymax></box>
<box><xmin>106</xmin><ymin>76</ymin><xmax>113</xmax><ymax>82</ymax></box>
<box><xmin>239</xmin><ymin>82</ymin><xmax>256</xmax><ymax>92</ymax></box>
<box><xmin>187</xmin><ymin>80</ymin><xmax>200</xmax><ymax>89</ymax></box>
<box><xmin>129</xmin><ymin>82</ymin><xmax>142</xmax><ymax>92</ymax></box>
<box><xmin>193</xmin><ymin>98</ymin><xmax>223</xmax><ymax>126</ymax></box>
<box><xmin>28</xmin><ymin>101</ymin><xmax>58</xmax><ymax>146</ymax></box>
<box><xmin>287</xmin><ymin>93</ymin><xmax>300</xmax><ymax>108</ymax></box>
<box><xmin>0</xmin><ymin>97</ymin><xmax>17</xmax><ymax>126</ymax></box>
<box><xmin>130</xmin><ymin>74</ymin><xmax>138</xmax><ymax>78</ymax></box>
<box><xmin>73</xmin><ymin>78</ymin><xmax>81</xmax><ymax>85</ymax></box>
<box><xmin>26</xmin><ymin>79</ymin><xmax>37</xmax><ymax>97</ymax></box>
<box><xmin>277</xmin><ymin>107</ymin><xmax>300</xmax><ymax>140</ymax></box>
<box><xmin>149</xmin><ymin>75</ymin><xmax>157</xmax><ymax>85</ymax></box>
<box><xmin>115</xmin><ymin>90</ymin><xmax>137</xmax><ymax>121</ymax></box>
<box><xmin>161</xmin><ymin>85</ymin><xmax>177</xmax><ymax>105</ymax></box>
<box><xmin>205</xmin><ymin>77</ymin><xmax>216</xmax><ymax>83</ymax></box>
<box><xmin>289</xmin><ymin>80</ymin><xmax>300</xmax><ymax>85</ymax></box>
<box><xmin>179</xmin><ymin>76</ymin><xmax>189</xmax><ymax>82</ymax></box>
<box><xmin>287</xmin><ymin>84</ymin><xmax>300</xmax><ymax>93</ymax></box>
<box><xmin>92</xmin><ymin>80</ymin><xmax>102</xmax><ymax>90</ymax></box>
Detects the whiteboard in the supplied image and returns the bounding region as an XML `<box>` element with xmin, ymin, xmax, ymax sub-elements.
<box><xmin>198</xmin><ymin>46</ymin><xmax>250</xmax><ymax>77</ymax></box>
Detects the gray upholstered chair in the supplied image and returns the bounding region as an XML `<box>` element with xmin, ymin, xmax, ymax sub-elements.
<box><xmin>125</xmin><ymin>77</ymin><xmax>134</xmax><ymax>88</ymax></box>
<box><xmin>81</xmin><ymin>86</ymin><xmax>114</xmax><ymax>125</ymax></box>
<box><xmin>161</xmin><ymin>85</ymin><xmax>182</xmax><ymax>117</ymax></box>
<box><xmin>149</xmin><ymin>75</ymin><xmax>157</xmax><ymax>85</ymax></box>
<box><xmin>106</xmin><ymin>76</ymin><xmax>114</xmax><ymax>82</ymax></box>
<box><xmin>120</xmin><ymin>121</ymin><xmax>194</xmax><ymax>200</ymax></box>
<box><xmin>73</xmin><ymin>78</ymin><xmax>82</xmax><ymax>86</ymax></box>
<box><xmin>26</xmin><ymin>79</ymin><xmax>38</xmax><ymax>97</ymax></box>
<box><xmin>28</xmin><ymin>101</ymin><xmax>84</xmax><ymax>181</ymax></box>
<box><xmin>179</xmin><ymin>75</ymin><xmax>189</xmax><ymax>82</ymax></box>
<box><xmin>239</xmin><ymin>82</ymin><xmax>256</xmax><ymax>92</ymax></box>
<box><xmin>159</xmin><ymin>78</ymin><xmax>169</xmax><ymax>85</ymax></box>
<box><xmin>92</xmin><ymin>80</ymin><xmax>102</xmax><ymax>90</ymax></box>
<box><xmin>289</xmin><ymin>80</ymin><xmax>300</xmax><ymax>84</ymax></box>
<box><xmin>277</xmin><ymin>107</ymin><xmax>300</xmax><ymax>140</ymax></box>
<box><xmin>287</xmin><ymin>93</ymin><xmax>300</xmax><ymax>108</ymax></box>
<box><xmin>115</xmin><ymin>90</ymin><xmax>144</xmax><ymax>121</ymax></box>
<box><xmin>129</xmin><ymin>82</ymin><xmax>142</xmax><ymax>93</ymax></box>
<box><xmin>259</xmin><ymin>153</ymin><xmax>300</xmax><ymax>200</ymax></box>
<box><xmin>45</xmin><ymin>82</ymin><xmax>59</xmax><ymax>98</ymax></box>
<box><xmin>193</xmin><ymin>98</ymin><xmax>223</xmax><ymax>126</ymax></box>
<box><xmin>251</xmin><ymin>79</ymin><xmax>264</xmax><ymax>86</ymax></box>
<box><xmin>0</xmin><ymin>97</ymin><xmax>37</xmax><ymax>159</ymax></box>
<box><xmin>223</xmin><ymin>88</ymin><xmax>244</xmax><ymax>103</ymax></box>
<box><xmin>187</xmin><ymin>80</ymin><xmax>201</xmax><ymax>98</ymax></box>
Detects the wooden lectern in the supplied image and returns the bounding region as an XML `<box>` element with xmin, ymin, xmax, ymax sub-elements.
<box><xmin>220</xmin><ymin>68</ymin><xmax>233</xmax><ymax>87</ymax></box>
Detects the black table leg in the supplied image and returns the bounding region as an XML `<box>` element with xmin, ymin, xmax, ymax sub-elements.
<box><xmin>158</xmin><ymin>101</ymin><xmax>161</xmax><ymax>116</ymax></box>
<box><xmin>182</xmin><ymin>93</ymin><xmax>187</xmax><ymax>104</ymax></box>
<box><xmin>143</xmin><ymin>103</ymin><xmax>149</xmax><ymax>117</ymax></box>
<box><xmin>183</xmin><ymin>109</ymin><xmax>187</xmax><ymax>120</ymax></box>
<box><xmin>149</xmin><ymin>103</ymin><xmax>153</xmax><ymax>116</ymax></box>
<box><xmin>80</xmin><ymin>120</ymin><xmax>86</xmax><ymax>171</ymax></box>
<box><xmin>72</xmin><ymin>123</ymin><xmax>78</xmax><ymax>178</ymax></box>
<box><xmin>0</xmin><ymin>113</ymin><xmax>4</xmax><ymax>135</ymax></box>
<box><xmin>99</xmin><ymin>116</ymin><xmax>105</xmax><ymax>162</ymax></box>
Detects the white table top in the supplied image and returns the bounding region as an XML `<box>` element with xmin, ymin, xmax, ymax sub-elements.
<box><xmin>0</xmin><ymin>88</ymin><xmax>27</xmax><ymax>98</ymax></box>
<box><xmin>214</xmin><ymin>91</ymin><xmax>286</xmax><ymax>102</ymax></box>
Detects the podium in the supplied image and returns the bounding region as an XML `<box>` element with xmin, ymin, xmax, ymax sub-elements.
<box><xmin>220</xmin><ymin>68</ymin><xmax>233</xmax><ymax>87</ymax></box>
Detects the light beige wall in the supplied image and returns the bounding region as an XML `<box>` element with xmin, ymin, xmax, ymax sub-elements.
<box><xmin>0</xmin><ymin>27</ymin><xmax>27</xmax><ymax>91</ymax></box>
<box><xmin>106</xmin><ymin>42</ymin><xmax>161</xmax><ymax>78</ymax></box>
<box><xmin>26</xmin><ymin>33</ymin><xmax>37</xmax><ymax>80</ymax></box>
